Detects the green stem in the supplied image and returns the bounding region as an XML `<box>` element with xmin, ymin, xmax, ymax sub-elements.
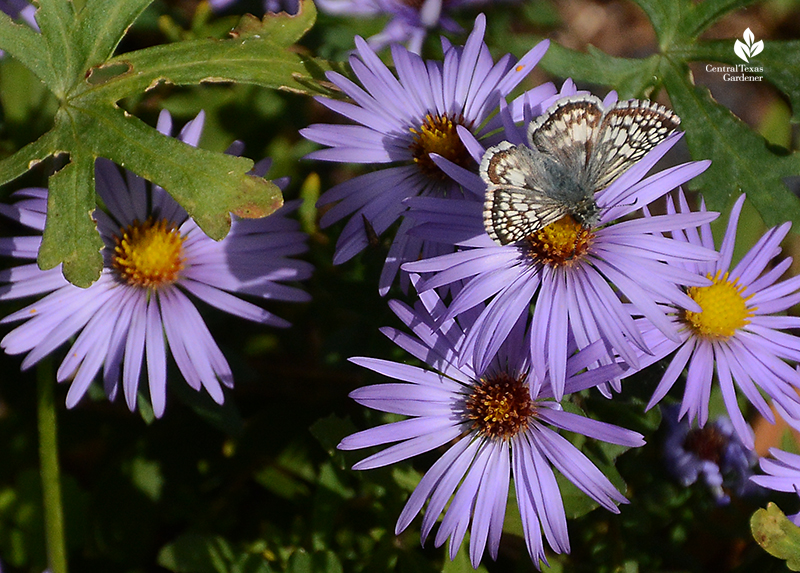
<box><xmin>37</xmin><ymin>360</ymin><xmax>68</xmax><ymax>573</ymax></box>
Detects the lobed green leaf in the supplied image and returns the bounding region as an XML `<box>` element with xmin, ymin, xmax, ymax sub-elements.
<box><xmin>630</xmin><ymin>0</ymin><xmax>691</xmax><ymax>48</ymax></box>
<box><xmin>674</xmin><ymin>0</ymin><xmax>758</xmax><ymax>41</ymax></box>
<box><xmin>0</xmin><ymin>130</ymin><xmax>61</xmax><ymax>188</ymax></box>
<box><xmin>81</xmin><ymin>1</ymin><xmax>333</xmax><ymax>101</ymax></box>
<box><xmin>0</xmin><ymin>11</ymin><xmax>56</xmax><ymax>89</ymax></box>
<box><xmin>37</xmin><ymin>147</ymin><xmax>104</xmax><ymax>287</ymax></box>
<box><xmin>70</xmin><ymin>0</ymin><xmax>155</xmax><ymax>71</ymax></box>
<box><xmin>541</xmin><ymin>44</ymin><xmax>660</xmax><ymax>99</ymax></box>
<box><xmin>35</xmin><ymin>0</ymin><xmax>78</xmax><ymax>96</ymax></box>
<box><xmin>67</xmin><ymin>104</ymin><xmax>284</xmax><ymax>240</ymax></box>
<box><xmin>0</xmin><ymin>0</ymin><xmax>338</xmax><ymax>285</ymax></box>
<box><xmin>663</xmin><ymin>60</ymin><xmax>800</xmax><ymax>227</ymax></box>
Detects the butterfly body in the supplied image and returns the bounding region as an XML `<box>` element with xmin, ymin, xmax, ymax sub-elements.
<box><xmin>481</xmin><ymin>95</ymin><xmax>680</xmax><ymax>246</ymax></box>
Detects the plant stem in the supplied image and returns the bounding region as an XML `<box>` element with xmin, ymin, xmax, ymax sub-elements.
<box><xmin>37</xmin><ymin>360</ymin><xmax>68</xmax><ymax>573</ymax></box>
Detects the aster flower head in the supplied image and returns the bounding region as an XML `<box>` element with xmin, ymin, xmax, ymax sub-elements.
<box><xmin>301</xmin><ymin>14</ymin><xmax>553</xmax><ymax>294</ymax></box>
<box><xmin>338</xmin><ymin>286</ymin><xmax>644</xmax><ymax>568</ymax></box>
<box><xmin>634</xmin><ymin>193</ymin><xmax>800</xmax><ymax>450</ymax></box>
<box><xmin>662</xmin><ymin>405</ymin><xmax>758</xmax><ymax>504</ymax></box>
<box><xmin>751</xmin><ymin>448</ymin><xmax>800</xmax><ymax>525</ymax></box>
<box><xmin>403</xmin><ymin>85</ymin><xmax>718</xmax><ymax>399</ymax></box>
<box><xmin>0</xmin><ymin>111</ymin><xmax>312</xmax><ymax>417</ymax></box>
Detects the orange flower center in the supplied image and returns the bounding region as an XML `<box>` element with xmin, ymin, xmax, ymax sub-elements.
<box><xmin>525</xmin><ymin>215</ymin><xmax>594</xmax><ymax>267</ymax></box>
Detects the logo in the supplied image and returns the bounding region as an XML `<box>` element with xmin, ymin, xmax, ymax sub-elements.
<box><xmin>734</xmin><ymin>28</ymin><xmax>763</xmax><ymax>63</ymax></box>
<box><xmin>704</xmin><ymin>28</ymin><xmax>764</xmax><ymax>82</ymax></box>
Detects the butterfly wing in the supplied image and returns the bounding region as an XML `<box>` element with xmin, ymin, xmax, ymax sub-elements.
<box><xmin>588</xmin><ymin>99</ymin><xmax>681</xmax><ymax>191</ymax></box>
<box><xmin>484</xmin><ymin>186</ymin><xmax>570</xmax><ymax>245</ymax></box>
<box><xmin>526</xmin><ymin>94</ymin><xmax>605</xmax><ymax>173</ymax></box>
<box><xmin>480</xmin><ymin>142</ymin><xmax>569</xmax><ymax>245</ymax></box>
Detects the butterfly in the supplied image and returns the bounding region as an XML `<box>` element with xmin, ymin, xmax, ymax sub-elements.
<box><xmin>480</xmin><ymin>94</ymin><xmax>681</xmax><ymax>246</ymax></box>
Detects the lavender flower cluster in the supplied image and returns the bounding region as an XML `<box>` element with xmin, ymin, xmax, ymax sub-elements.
<box><xmin>301</xmin><ymin>14</ymin><xmax>800</xmax><ymax>569</ymax></box>
<box><xmin>1</xmin><ymin>4</ymin><xmax>800</xmax><ymax>570</ymax></box>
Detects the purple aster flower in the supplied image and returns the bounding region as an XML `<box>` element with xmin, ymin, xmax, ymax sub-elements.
<box><xmin>751</xmin><ymin>448</ymin><xmax>800</xmax><ymax>525</ymax></box>
<box><xmin>315</xmin><ymin>0</ymin><xmax>503</xmax><ymax>54</ymax></box>
<box><xmin>338</xmin><ymin>286</ymin><xmax>643</xmax><ymax>568</ymax></box>
<box><xmin>631</xmin><ymin>192</ymin><xmax>800</xmax><ymax>450</ymax></box>
<box><xmin>662</xmin><ymin>405</ymin><xmax>758</xmax><ymax>504</ymax></box>
<box><xmin>0</xmin><ymin>111</ymin><xmax>312</xmax><ymax>417</ymax></box>
<box><xmin>403</xmin><ymin>88</ymin><xmax>718</xmax><ymax>399</ymax></box>
<box><xmin>301</xmin><ymin>14</ymin><xmax>553</xmax><ymax>294</ymax></box>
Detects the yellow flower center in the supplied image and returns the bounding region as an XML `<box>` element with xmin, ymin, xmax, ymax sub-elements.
<box><xmin>112</xmin><ymin>218</ymin><xmax>186</xmax><ymax>289</ymax></box>
<box><xmin>525</xmin><ymin>215</ymin><xmax>594</xmax><ymax>266</ymax></box>
<box><xmin>683</xmin><ymin>270</ymin><xmax>754</xmax><ymax>339</ymax></box>
<box><xmin>409</xmin><ymin>113</ymin><xmax>473</xmax><ymax>181</ymax></box>
<box><xmin>465</xmin><ymin>372</ymin><xmax>535</xmax><ymax>440</ymax></box>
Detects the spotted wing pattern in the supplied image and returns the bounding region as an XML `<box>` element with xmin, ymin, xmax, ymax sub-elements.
<box><xmin>527</xmin><ymin>94</ymin><xmax>605</xmax><ymax>171</ymax></box>
<box><xmin>587</xmin><ymin>99</ymin><xmax>681</xmax><ymax>191</ymax></box>
<box><xmin>480</xmin><ymin>142</ymin><xmax>568</xmax><ymax>245</ymax></box>
<box><xmin>480</xmin><ymin>95</ymin><xmax>682</xmax><ymax>246</ymax></box>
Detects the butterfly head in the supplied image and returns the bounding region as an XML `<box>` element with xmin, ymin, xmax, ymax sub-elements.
<box><xmin>569</xmin><ymin>194</ymin><xmax>601</xmax><ymax>229</ymax></box>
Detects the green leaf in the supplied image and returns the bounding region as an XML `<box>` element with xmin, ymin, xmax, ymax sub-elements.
<box><xmin>71</xmin><ymin>0</ymin><xmax>155</xmax><ymax>70</ymax></box>
<box><xmin>254</xmin><ymin>466</ymin><xmax>311</xmax><ymax>501</ymax></box>
<box><xmin>0</xmin><ymin>11</ymin><xmax>57</xmax><ymax>89</ymax></box>
<box><xmin>309</xmin><ymin>414</ymin><xmax>357</xmax><ymax>458</ymax></box>
<box><xmin>159</xmin><ymin>534</ymin><xmax>275</xmax><ymax>573</ymax></box>
<box><xmin>674</xmin><ymin>0</ymin><xmax>757</xmax><ymax>41</ymax></box>
<box><xmin>82</xmin><ymin>1</ymin><xmax>333</xmax><ymax>100</ymax></box>
<box><xmin>751</xmin><ymin>503</ymin><xmax>800</xmax><ymax>571</ymax></box>
<box><xmin>630</xmin><ymin>0</ymin><xmax>691</xmax><ymax>48</ymax></box>
<box><xmin>36</xmin><ymin>0</ymin><xmax>78</xmax><ymax>95</ymax></box>
<box><xmin>287</xmin><ymin>549</ymin><xmax>313</xmax><ymax>573</ymax></box>
<box><xmin>0</xmin><ymin>0</ymin><xmax>337</xmax><ymax>284</ymax></box>
<box><xmin>71</xmin><ymin>104</ymin><xmax>284</xmax><ymax>240</ymax></box>
<box><xmin>0</xmin><ymin>129</ymin><xmax>61</xmax><ymax>188</ymax></box>
<box><xmin>38</xmin><ymin>150</ymin><xmax>104</xmax><ymax>287</ymax></box>
<box><xmin>663</xmin><ymin>59</ymin><xmax>800</xmax><ymax>227</ymax></box>
<box><xmin>541</xmin><ymin>44</ymin><xmax>660</xmax><ymax>99</ymax></box>
<box><xmin>441</xmin><ymin>539</ymin><xmax>491</xmax><ymax>573</ymax></box>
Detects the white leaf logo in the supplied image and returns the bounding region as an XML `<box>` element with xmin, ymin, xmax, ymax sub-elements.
<box><xmin>734</xmin><ymin>28</ymin><xmax>763</xmax><ymax>62</ymax></box>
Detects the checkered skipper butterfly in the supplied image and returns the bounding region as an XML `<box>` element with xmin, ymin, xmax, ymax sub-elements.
<box><xmin>480</xmin><ymin>94</ymin><xmax>681</xmax><ymax>245</ymax></box>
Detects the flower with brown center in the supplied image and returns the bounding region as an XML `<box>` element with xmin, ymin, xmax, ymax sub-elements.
<box><xmin>465</xmin><ymin>372</ymin><xmax>535</xmax><ymax>440</ymax></box>
<box><xmin>338</xmin><ymin>288</ymin><xmax>643</xmax><ymax>568</ymax></box>
<box><xmin>525</xmin><ymin>215</ymin><xmax>594</xmax><ymax>267</ymax></box>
